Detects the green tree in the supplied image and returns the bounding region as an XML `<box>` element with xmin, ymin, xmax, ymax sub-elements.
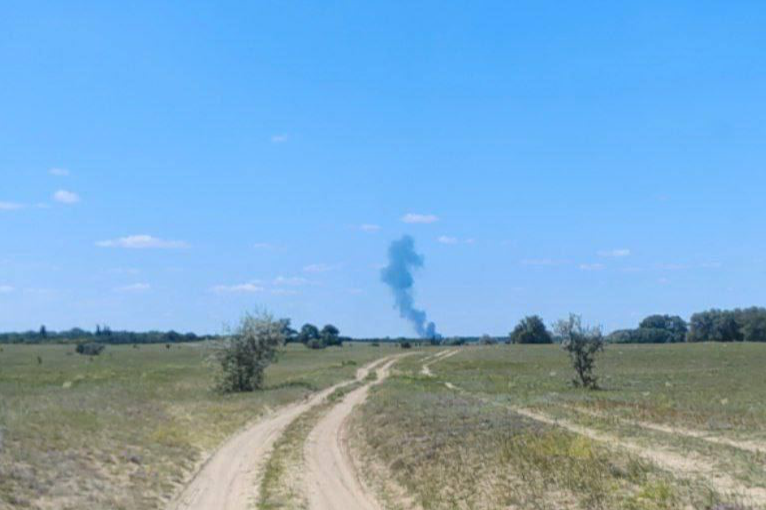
<box><xmin>214</xmin><ymin>311</ymin><xmax>285</xmax><ymax>393</ymax></box>
<box><xmin>510</xmin><ymin>315</ymin><xmax>553</xmax><ymax>344</ymax></box>
<box><xmin>321</xmin><ymin>324</ymin><xmax>341</xmax><ymax>347</ymax></box>
<box><xmin>297</xmin><ymin>323</ymin><xmax>320</xmax><ymax>344</ymax></box>
<box><xmin>638</xmin><ymin>315</ymin><xmax>687</xmax><ymax>343</ymax></box>
<box><xmin>556</xmin><ymin>314</ymin><xmax>604</xmax><ymax>389</ymax></box>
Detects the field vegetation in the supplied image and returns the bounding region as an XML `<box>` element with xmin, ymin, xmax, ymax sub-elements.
<box><xmin>0</xmin><ymin>342</ymin><xmax>394</xmax><ymax>509</ymax></box>
<box><xmin>353</xmin><ymin>343</ymin><xmax>766</xmax><ymax>510</ymax></box>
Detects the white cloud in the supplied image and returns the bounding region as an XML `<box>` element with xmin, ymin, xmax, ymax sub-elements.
<box><xmin>114</xmin><ymin>283</ymin><xmax>151</xmax><ymax>293</ymax></box>
<box><xmin>598</xmin><ymin>248</ymin><xmax>631</xmax><ymax>258</ymax></box>
<box><xmin>700</xmin><ymin>262</ymin><xmax>723</xmax><ymax>269</ymax></box>
<box><xmin>273</xmin><ymin>276</ymin><xmax>310</xmax><ymax>286</ymax></box>
<box><xmin>437</xmin><ymin>235</ymin><xmax>458</xmax><ymax>245</ymax></box>
<box><xmin>253</xmin><ymin>242</ymin><xmax>276</xmax><ymax>250</ymax></box>
<box><xmin>0</xmin><ymin>202</ymin><xmax>24</xmax><ymax>211</ymax></box>
<box><xmin>657</xmin><ymin>263</ymin><xmax>688</xmax><ymax>271</ymax></box>
<box><xmin>402</xmin><ymin>213</ymin><xmax>438</xmax><ymax>224</ymax></box>
<box><xmin>49</xmin><ymin>168</ymin><xmax>70</xmax><ymax>176</ymax></box>
<box><xmin>53</xmin><ymin>190</ymin><xmax>80</xmax><ymax>204</ymax></box>
<box><xmin>0</xmin><ymin>285</ymin><xmax>14</xmax><ymax>294</ymax></box>
<box><xmin>303</xmin><ymin>263</ymin><xmax>337</xmax><ymax>273</ymax></box>
<box><xmin>212</xmin><ymin>282</ymin><xmax>264</xmax><ymax>294</ymax></box>
<box><xmin>579</xmin><ymin>263</ymin><xmax>605</xmax><ymax>271</ymax></box>
<box><xmin>96</xmin><ymin>235</ymin><xmax>189</xmax><ymax>249</ymax></box>
<box><xmin>360</xmin><ymin>224</ymin><xmax>381</xmax><ymax>232</ymax></box>
<box><xmin>271</xmin><ymin>134</ymin><xmax>288</xmax><ymax>143</ymax></box>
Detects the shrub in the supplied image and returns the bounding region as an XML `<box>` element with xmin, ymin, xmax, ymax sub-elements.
<box><xmin>399</xmin><ymin>341</ymin><xmax>412</xmax><ymax>349</ymax></box>
<box><xmin>556</xmin><ymin>314</ymin><xmax>604</xmax><ymax>389</ymax></box>
<box><xmin>638</xmin><ymin>315</ymin><xmax>687</xmax><ymax>343</ymax></box>
<box><xmin>75</xmin><ymin>343</ymin><xmax>105</xmax><ymax>356</ymax></box>
<box><xmin>479</xmin><ymin>334</ymin><xmax>498</xmax><ymax>345</ymax></box>
<box><xmin>306</xmin><ymin>337</ymin><xmax>327</xmax><ymax>349</ymax></box>
<box><xmin>213</xmin><ymin>311</ymin><xmax>285</xmax><ymax>393</ymax></box>
<box><xmin>510</xmin><ymin>315</ymin><xmax>553</xmax><ymax>344</ymax></box>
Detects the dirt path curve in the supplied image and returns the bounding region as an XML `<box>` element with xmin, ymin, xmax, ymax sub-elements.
<box><xmin>420</xmin><ymin>348</ymin><xmax>459</xmax><ymax>376</ymax></box>
<box><xmin>304</xmin><ymin>356</ymin><xmax>404</xmax><ymax>510</ymax></box>
<box><xmin>443</xmin><ymin>380</ymin><xmax>766</xmax><ymax>506</ymax></box>
<box><xmin>167</xmin><ymin>357</ymin><xmax>390</xmax><ymax>510</ymax></box>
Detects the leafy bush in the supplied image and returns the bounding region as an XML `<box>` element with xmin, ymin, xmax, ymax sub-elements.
<box><xmin>510</xmin><ymin>315</ymin><xmax>553</xmax><ymax>344</ymax></box>
<box><xmin>213</xmin><ymin>311</ymin><xmax>285</xmax><ymax>393</ymax></box>
<box><xmin>306</xmin><ymin>337</ymin><xmax>327</xmax><ymax>349</ymax></box>
<box><xmin>75</xmin><ymin>343</ymin><xmax>105</xmax><ymax>356</ymax></box>
<box><xmin>479</xmin><ymin>334</ymin><xmax>498</xmax><ymax>345</ymax></box>
<box><xmin>556</xmin><ymin>314</ymin><xmax>604</xmax><ymax>389</ymax></box>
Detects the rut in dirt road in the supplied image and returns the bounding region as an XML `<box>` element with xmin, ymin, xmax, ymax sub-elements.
<box><xmin>303</xmin><ymin>357</ymin><xmax>403</xmax><ymax>510</ymax></box>
<box><xmin>167</xmin><ymin>357</ymin><xmax>390</xmax><ymax>510</ymax></box>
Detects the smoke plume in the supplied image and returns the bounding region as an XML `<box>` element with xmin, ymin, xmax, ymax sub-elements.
<box><xmin>380</xmin><ymin>235</ymin><xmax>439</xmax><ymax>338</ymax></box>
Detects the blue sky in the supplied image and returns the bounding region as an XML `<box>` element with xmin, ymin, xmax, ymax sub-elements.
<box><xmin>2</xmin><ymin>1</ymin><xmax>766</xmax><ymax>337</ymax></box>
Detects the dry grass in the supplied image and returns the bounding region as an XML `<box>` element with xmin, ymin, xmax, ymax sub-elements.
<box><xmin>353</xmin><ymin>344</ymin><xmax>766</xmax><ymax>510</ymax></box>
<box><xmin>0</xmin><ymin>342</ymin><xmax>394</xmax><ymax>509</ymax></box>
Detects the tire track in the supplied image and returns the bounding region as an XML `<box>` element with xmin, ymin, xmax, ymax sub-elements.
<box><xmin>167</xmin><ymin>357</ymin><xmax>390</xmax><ymax>510</ymax></box>
<box><xmin>304</xmin><ymin>356</ymin><xmax>404</xmax><ymax>510</ymax></box>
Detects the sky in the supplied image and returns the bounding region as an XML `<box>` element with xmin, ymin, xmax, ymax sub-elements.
<box><xmin>2</xmin><ymin>1</ymin><xmax>766</xmax><ymax>337</ymax></box>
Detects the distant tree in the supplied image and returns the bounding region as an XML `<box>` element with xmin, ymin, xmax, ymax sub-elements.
<box><xmin>278</xmin><ymin>318</ymin><xmax>298</xmax><ymax>343</ymax></box>
<box><xmin>39</xmin><ymin>325</ymin><xmax>47</xmax><ymax>339</ymax></box>
<box><xmin>740</xmin><ymin>309</ymin><xmax>766</xmax><ymax>342</ymax></box>
<box><xmin>479</xmin><ymin>334</ymin><xmax>498</xmax><ymax>345</ymax></box>
<box><xmin>213</xmin><ymin>311</ymin><xmax>285</xmax><ymax>393</ymax></box>
<box><xmin>510</xmin><ymin>316</ymin><xmax>553</xmax><ymax>344</ymax></box>
<box><xmin>297</xmin><ymin>324</ymin><xmax>320</xmax><ymax>344</ymax></box>
<box><xmin>638</xmin><ymin>315</ymin><xmax>687</xmax><ymax>343</ymax></box>
<box><xmin>688</xmin><ymin>310</ymin><xmax>743</xmax><ymax>342</ymax></box>
<box><xmin>556</xmin><ymin>314</ymin><xmax>604</xmax><ymax>389</ymax></box>
<box><xmin>321</xmin><ymin>324</ymin><xmax>341</xmax><ymax>347</ymax></box>
<box><xmin>306</xmin><ymin>337</ymin><xmax>327</xmax><ymax>349</ymax></box>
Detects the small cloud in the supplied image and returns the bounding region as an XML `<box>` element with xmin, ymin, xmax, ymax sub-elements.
<box><xmin>49</xmin><ymin>168</ymin><xmax>70</xmax><ymax>176</ymax></box>
<box><xmin>303</xmin><ymin>263</ymin><xmax>337</xmax><ymax>273</ymax></box>
<box><xmin>360</xmin><ymin>224</ymin><xmax>381</xmax><ymax>232</ymax></box>
<box><xmin>96</xmin><ymin>235</ymin><xmax>189</xmax><ymax>249</ymax></box>
<box><xmin>521</xmin><ymin>258</ymin><xmax>567</xmax><ymax>267</ymax></box>
<box><xmin>464</xmin><ymin>238</ymin><xmax>476</xmax><ymax>245</ymax></box>
<box><xmin>347</xmin><ymin>288</ymin><xmax>364</xmax><ymax>295</ymax></box>
<box><xmin>212</xmin><ymin>282</ymin><xmax>264</xmax><ymax>294</ymax></box>
<box><xmin>658</xmin><ymin>277</ymin><xmax>670</xmax><ymax>285</ymax></box>
<box><xmin>0</xmin><ymin>202</ymin><xmax>24</xmax><ymax>211</ymax></box>
<box><xmin>253</xmin><ymin>242</ymin><xmax>276</xmax><ymax>250</ymax></box>
<box><xmin>699</xmin><ymin>262</ymin><xmax>723</xmax><ymax>269</ymax></box>
<box><xmin>53</xmin><ymin>190</ymin><xmax>80</xmax><ymax>204</ymax></box>
<box><xmin>621</xmin><ymin>267</ymin><xmax>643</xmax><ymax>273</ymax></box>
<box><xmin>437</xmin><ymin>235</ymin><xmax>459</xmax><ymax>245</ymax></box>
<box><xmin>0</xmin><ymin>285</ymin><xmax>14</xmax><ymax>294</ymax></box>
<box><xmin>580</xmin><ymin>263</ymin><xmax>605</xmax><ymax>271</ymax></box>
<box><xmin>270</xmin><ymin>134</ymin><xmax>288</xmax><ymax>143</ymax></box>
<box><xmin>273</xmin><ymin>276</ymin><xmax>310</xmax><ymax>286</ymax></box>
<box><xmin>402</xmin><ymin>213</ymin><xmax>438</xmax><ymax>224</ymax></box>
<box><xmin>598</xmin><ymin>248</ymin><xmax>630</xmax><ymax>258</ymax></box>
<box><xmin>114</xmin><ymin>283</ymin><xmax>151</xmax><ymax>293</ymax></box>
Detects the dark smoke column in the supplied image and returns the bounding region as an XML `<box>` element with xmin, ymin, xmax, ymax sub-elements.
<box><xmin>380</xmin><ymin>235</ymin><xmax>439</xmax><ymax>339</ymax></box>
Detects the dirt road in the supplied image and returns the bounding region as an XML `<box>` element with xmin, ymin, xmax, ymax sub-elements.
<box><xmin>303</xmin><ymin>357</ymin><xmax>401</xmax><ymax>510</ymax></box>
<box><xmin>168</xmin><ymin>357</ymin><xmax>389</xmax><ymax>510</ymax></box>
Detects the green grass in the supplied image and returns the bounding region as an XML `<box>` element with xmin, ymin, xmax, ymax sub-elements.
<box><xmin>0</xmin><ymin>342</ymin><xmax>394</xmax><ymax>509</ymax></box>
<box><xmin>355</xmin><ymin>344</ymin><xmax>766</xmax><ymax>509</ymax></box>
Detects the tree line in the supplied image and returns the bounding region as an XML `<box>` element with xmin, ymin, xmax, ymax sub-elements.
<box><xmin>0</xmin><ymin>325</ymin><xmax>215</xmax><ymax>345</ymax></box>
<box><xmin>507</xmin><ymin>307</ymin><xmax>766</xmax><ymax>345</ymax></box>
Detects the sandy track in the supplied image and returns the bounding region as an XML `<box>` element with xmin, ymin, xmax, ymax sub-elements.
<box><xmin>443</xmin><ymin>380</ymin><xmax>766</xmax><ymax>506</ymax></box>
<box><xmin>167</xmin><ymin>357</ymin><xmax>389</xmax><ymax>510</ymax></box>
<box><xmin>304</xmin><ymin>357</ymin><xmax>402</xmax><ymax>510</ymax></box>
<box><xmin>420</xmin><ymin>349</ymin><xmax>459</xmax><ymax>376</ymax></box>
<box><xmin>568</xmin><ymin>405</ymin><xmax>766</xmax><ymax>455</ymax></box>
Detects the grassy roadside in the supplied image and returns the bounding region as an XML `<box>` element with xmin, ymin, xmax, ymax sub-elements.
<box><xmin>0</xmin><ymin>342</ymin><xmax>394</xmax><ymax>510</ymax></box>
<box><xmin>353</xmin><ymin>344</ymin><xmax>766</xmax><ymax>509</ymax></box>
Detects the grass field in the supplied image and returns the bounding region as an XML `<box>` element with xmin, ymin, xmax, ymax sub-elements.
<box><xmin>353</xmin><ymin>343</ymin><xmax>766</xmax><ymax>510</ymax></box>
<box><xmin>0</xmin><ymin>342</ymin><xmax>395</xmax><ymax>510</ymax></box>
